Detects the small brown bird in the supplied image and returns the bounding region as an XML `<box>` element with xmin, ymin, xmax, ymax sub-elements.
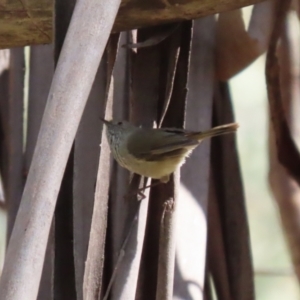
<box><xmin>102</xmin><ymin>119</ymin><xmax>238</xmax><ymax>184</ymax></box>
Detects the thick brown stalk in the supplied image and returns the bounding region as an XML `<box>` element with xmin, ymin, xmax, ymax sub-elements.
<box><xmin>156</xmin><ymin>180</ymin><xmax>178</xmax><ymax>300</ymax></box>
<box><xmin>266</xmin><ymin>0</ymin><xmax>300</xmax><ymax>184</ymax></box>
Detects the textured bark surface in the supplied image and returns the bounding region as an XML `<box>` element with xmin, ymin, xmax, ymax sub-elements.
<box><xmin>0</xmin><ymin>0</ymin><xmax>265</xmax><ymax>48</ymax></box>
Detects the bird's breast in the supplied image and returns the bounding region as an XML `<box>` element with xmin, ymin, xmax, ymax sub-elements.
<box><xmin>112</xmin><ymin>146</ymin><xmax>186</xmax><ymax>179</ymax></box>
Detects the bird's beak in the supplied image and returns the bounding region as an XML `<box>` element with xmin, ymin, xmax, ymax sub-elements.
<box><xmin>100</xmin><ymin>117</ymin><xmax>110</xmax><ymax>125</ymax></box>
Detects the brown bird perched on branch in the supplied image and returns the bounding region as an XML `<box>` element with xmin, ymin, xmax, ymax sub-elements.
<box><xmin>101</xmin><ymin>119</ymin><xmax>238</xmax><ymax>184</ymax></box>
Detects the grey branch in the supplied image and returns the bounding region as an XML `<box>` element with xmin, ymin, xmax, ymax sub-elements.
<box><xmin>0</xmin><ymin>0</ymin><xmax>121</xmax><ymax>299</ymax></box>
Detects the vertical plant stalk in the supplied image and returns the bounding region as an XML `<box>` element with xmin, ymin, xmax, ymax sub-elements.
<box><xmin>108</xmin><ymin>31</ymin><xmax>133</xmax><ymax>300</ymax></box>
<box><xmin>82</xmin><ymin>34</ymin><xmax>120</xmax><ymax>300</ymax></box>
<box><xmin>136</xmin><ymin>22</ymin><xmax>192</xmax><ymax>300</ymax></box>
<box><xmin>73</xmin><ymin>54</ymin><xmax>107</xmax><ymax>300</ymax></box>
<box><xmin>82</xmin><ymin>92</ymin><xmax>112</xmax><ymax>300</ymax></box>
<box><xmin>103</xmin><ymin>206</ymin><xmax>140</xmax><ymax>300</ymax></box>
<box><xmin>207</xmin><ymin>176</ymin><xmax>233</xmax><ymax>300</ymax></box>
<box><xmin>6</xmin><ymin>48</ymin><xmax>24</xmax><ymax>241</ymax></box>
<box><xmin>26</xmin><ymin>44</ymin><xmax>54</xmax><ymax>300</ymax></box>
<box><xmin>126</xmin><ymin>26</ymin><xmax>163</xmax><ymax>300</ymax></box>
<box><xmin>175</xmin><ymin>17</ymin><xmax>216</xmax><ymax>300</ymax></box>
<box><xmin>266</xmin><ymin>0</ymin><xmax>300</xmax><ymax>183</ymax></box>
<box><xmin>156</xmin><ymin>173</ymin><xmax>178</xmax><ymax>300</ymax></box>
<box><xmin>0</xmin><ymin>0</ymin><xmax>121</xmax><ymax>299</ymax></box>
<box><xmin>211</xmin><ymin>82</ymin><xmax>254</xmax><ymax>300</ymax></box>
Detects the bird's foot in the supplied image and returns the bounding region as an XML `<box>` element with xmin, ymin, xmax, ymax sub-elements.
<box><xmin>123</xmin><ymin>180</ymin><xmax>163</xmax><ymax>201</ymax></box>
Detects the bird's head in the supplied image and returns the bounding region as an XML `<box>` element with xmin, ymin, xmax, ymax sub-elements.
<box><xmin>100</xmin><ymin>118</ymin><xmax>136</xmax><ymax>143</ymax></box>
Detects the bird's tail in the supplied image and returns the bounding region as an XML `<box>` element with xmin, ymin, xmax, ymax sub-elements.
<box><xmin>189</xmin><ymin>123</ymin><xmax>239</xmax><ymax>141</ymax></box>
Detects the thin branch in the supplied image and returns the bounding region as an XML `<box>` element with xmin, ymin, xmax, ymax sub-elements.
<box><xmin>123</xmin><ymin>24</ymin><xmax>180</xmax><ymax>49</ymax></box>
<box><xmin>0</xmin><ymin>0</ymin><xmax>121</xmax><ymax>299</ymax></box>
<box><xmin>103</xmin><ymin>250</ymin><xmax>125</xmax><ymax>300</ymax></box>
<box><xmin>158</xmin><ymin>25</ymin><xmax>181</xmax><ymax>128</ymax></box>
<box><xmin>255</xmin><ymin>269</ymin><xmax>294</xmax><ymax>277</ymax></box>
<box><xmin>109</xmin><ymin>174</ymin><xmax>150</xmax><ymax>300</ymax></box>
<box><xmin>103</xmin><ymin>206</ymin><xmax>140</xmax><ymax>300</ymax></box>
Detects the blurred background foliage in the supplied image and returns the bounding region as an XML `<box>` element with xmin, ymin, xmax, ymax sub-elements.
<box><xmin>231</xmin><ymin>54</ymin><xmax>300</xmax><ymax>299</ymax></box>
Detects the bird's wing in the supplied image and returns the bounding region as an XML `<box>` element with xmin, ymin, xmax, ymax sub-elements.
<box><xmin>126</xmin><ymin>128</ymin><xmax>198</xmax><ymax>161</ymax></box>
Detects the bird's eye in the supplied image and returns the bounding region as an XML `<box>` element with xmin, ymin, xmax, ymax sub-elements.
<box><xmin>117</xmin><ymin>122</ymin><xmax>122</xmax><ymax>125</ymax></box>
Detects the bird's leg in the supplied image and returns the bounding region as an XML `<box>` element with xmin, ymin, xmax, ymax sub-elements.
<box><xmin>137</xmin><ymin>181</ymin><xmax>163</xmax><ymax>199</ymax></box>
<box><xmin>136</xmin><ymin>175</ymin><xmax>170</xmax><ymax>198</ymax></box>
<box><xmin>124</xmin><ymin>180</ymin><xmax>164</xmax><ymax>201</ymax></box>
